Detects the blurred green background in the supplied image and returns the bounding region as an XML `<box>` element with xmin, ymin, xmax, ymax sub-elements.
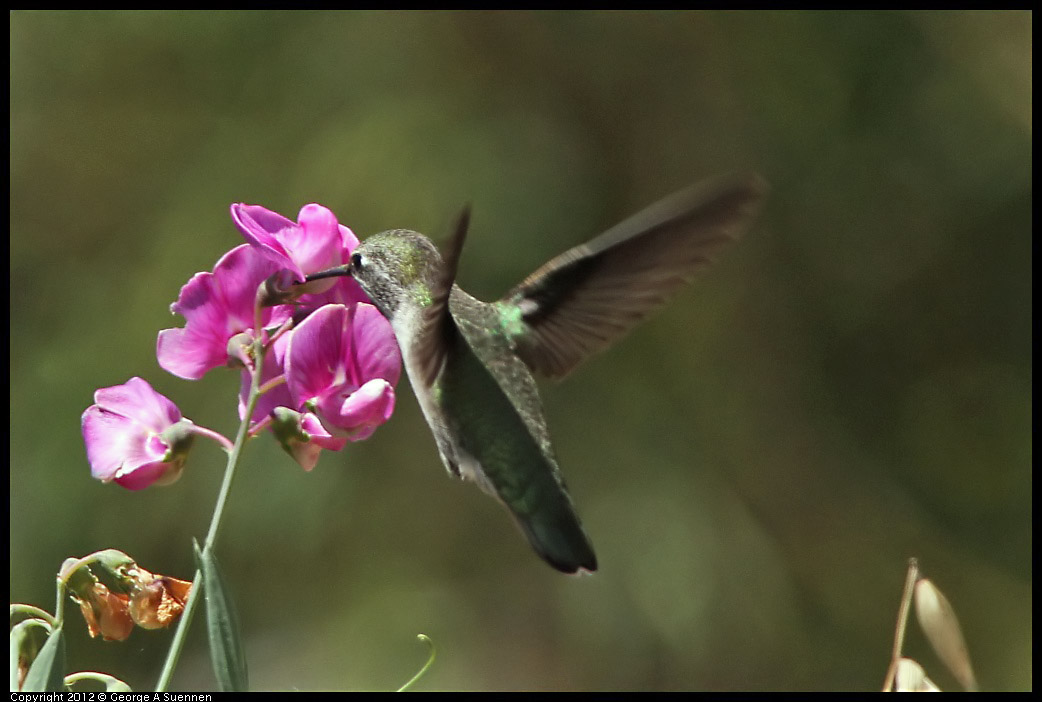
<box><xmin>10</xmin><ymin>10</ymin><xmax>1031</xmax><ymax>691</ymax></box>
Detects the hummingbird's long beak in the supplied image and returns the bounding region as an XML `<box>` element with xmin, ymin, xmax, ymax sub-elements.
<box><xmin>304</xmin><ymin>264</ymin><xmax>353</xmax><ymax>283</ymax></box>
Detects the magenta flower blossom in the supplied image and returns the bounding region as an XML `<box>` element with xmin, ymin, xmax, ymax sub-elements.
<box><xmin>82</xmin><ymin>377</ymin><xmax>195</xmax><ymax>490</ymax></box>
<box><xmin>227</xmin><ymin>202</ymin><xmax>401</xmax><ymax>462</ymax></box>
<box><xmin>231</xmin><ymin>202</ymin><xmax>357</xmax><ymax>294</ymax></box>
<box><xmin>136</xmin><ymin>201</ymin><xmax>404</xmax><ymax>479</ymax></box>
<box><xmin>286</xmin><ymin>303</ymin><xmax>401</xmax><ymax>441</ymax></box>
<box><xmin>157</xmin><ymin>244</ymin><xmax>284</xmax><ymax>380</ymax></box>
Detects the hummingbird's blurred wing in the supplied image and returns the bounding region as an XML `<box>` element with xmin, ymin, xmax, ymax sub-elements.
<box><xmin>414</xmin><ymin>205</ymin><xmax>471</xmax><ymax>387</ymax></box>
<box><xmin>500</xmin><ymin>173</ymin><xmax>768</xmax><ymax>379</ymax></box>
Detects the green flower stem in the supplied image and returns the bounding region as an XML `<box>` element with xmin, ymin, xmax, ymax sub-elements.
<box><xmin>154</xmin><ymin>331</ymin><xmax>267</xmax><ymax>693</ymax></box>
<box><xmin>54</xmin><ymin>577</ymin><xmax>66</xmax><ymax>626</ymax></box>
<box><xmin>265</xmin><ymin>316</ymin><xmax>295</xmax><ymax>347</ymax></box>
<box><xmin>246</xmin><ymin>415</ymin><xmax>273</xmax><ymax>439</ymax></box>
<box><xmin>53</xmin><ymin>551</ymin><xmax>114</xmax><ymax>630</ymax></box>
<box><xmin>57</xmin><ymin>556</ymin><xmax>95</xmax><ymax>583</ymax></box>
<box><xmin>65</xmin><ymin>671</ymin><xmax>132</xmax><ymax>692</ymax></box>
<box><xmin>189</xmin><ymin>425</ymin><xmax>235</xmax><ymax>453</ymax></box>
<box><xmin>10</xmin><ymin>604</ymin><xmax>57</xmax><ymax>628</ymax></box>
<box><xmin>258</xmin><ymin>374</ymin><xmax>286</xmax><ymax>396</ymax></box>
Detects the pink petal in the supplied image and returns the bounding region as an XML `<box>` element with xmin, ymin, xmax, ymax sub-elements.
<box><xmin>285</xmin><ymin>304</ymin><xmax>347</xmax><ymax>403</ymax></box>
<box><xmin>92</xmin><ymin>377</ymin><xmax>181</xmax><ymax>430</ymax></box>
<box><xmin>291</xmin><ymin>204</ymin><xmax>344</xmax><ymax>274</ymax></box>
<box><xmin>316</xmin><ymin>378</ymin><xmax>396</xmax><ymax>440</ymax></box>
<box><xmin>230</xmin><ymin>204</ymin><xmax>296</xmax><ymax>251</ymax></box>
<box><xmin>300</xmin><ymin>412</ymin><xmax>348</xmax><ymax>450</ymax></box>
<box><xmin>338</xmin><ymin>224</ymin><xmax>359</xmax><ymax>255</ymax></box>
<box><xmin>204</xmin><ymin>245</ymin><xmax>284</xmax><ymax>331</ymax></box>
<box><xmin>157</xmin><ymin>326</ymin><xmax>227</xmax><ymax>380</ymax></box>
<box><xmin>350</xmin><ymin>303</ymin><xmax>401</xmax><ymax>386</ymax></box>
<box><xmin>230</xmin><ymin>203</ymin><xmax>302</xmax><ymax>278</ymax></box>
<box><xmin>82</xmin><ymin>406</ymin><xmax>139</xmax><ymax>482</ymax></box>
<box><xmin>114</xmin><ymin>461</ymin><xmax>171</xmax><ymax>491</ymax></box>
<box><xmin>160</xmin><ymin>245</ymin><xmax>280</xmax><ymax>380</ymax></box>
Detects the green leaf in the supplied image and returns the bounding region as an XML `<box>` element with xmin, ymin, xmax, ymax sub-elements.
<box><xmin>20</xmin><ymin>625</ymin><xmax>65</xmax><ymax>692</ymax></box>
<box><xmin>10</xmin><ymin>618</ymin><xmax>51</xmax><ymax>691</ymax></box>
<box><xmin>9</xmin><ymin>604</ymin><xmax>57</xmax><ymax>628</ymax></box>
<box><xmin>193</xmin><ymin>540</ymin><xmax>248</xmax><ymax>692</ymax></box>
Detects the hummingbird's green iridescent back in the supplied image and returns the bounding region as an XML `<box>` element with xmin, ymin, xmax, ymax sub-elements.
<box><xmin>440</xmin><ymin>289</ymin><xmax>597</xmax><ymax>573</ymax></box>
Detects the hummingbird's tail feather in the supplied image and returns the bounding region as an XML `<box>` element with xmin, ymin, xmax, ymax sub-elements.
<box><xmin>515</xmin><ymin>502</ymin><xmax>598</xmax><ymax>574</ymax></box>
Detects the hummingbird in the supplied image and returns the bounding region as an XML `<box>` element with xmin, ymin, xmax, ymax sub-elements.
<box><xmin>308</xmin><ymin>173</ymin><xmax>767</xmax><ymax>574</ymax></box>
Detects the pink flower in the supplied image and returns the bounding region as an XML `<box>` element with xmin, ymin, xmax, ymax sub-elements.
<box><xmin>285</xmin><ymin>304</ymin><xmax>401</xmax><ymax>441</ymax></box>
<box><xmin>157</xmin><ymin>245</ymin><xmax>284</xmax><ymax>380</ymax></box>
<box><xmin>231</xmin><ymin>203</ymin><xmax>358</xmax><ymax>295</ymax></box>
<box><xmin>81</xmin><ymin>377</ymin><xmax>195</xmax><ymax>490</ymax></box>
<box><xmin>147</xmin><ymin>202</ymin><xmax>404</xmax><ymax>476</ymax></box>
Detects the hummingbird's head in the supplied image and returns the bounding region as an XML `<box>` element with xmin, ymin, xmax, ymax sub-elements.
<box><xmin>348</xmin><ymin>229</ymin><xmax>443</xmax><ymax>320</ymax></box>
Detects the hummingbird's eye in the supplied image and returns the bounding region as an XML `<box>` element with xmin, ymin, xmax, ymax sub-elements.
<box><xmin>351</xmin><ymin>252</ymin><xmax>364</xmax><ymax>270</ymax></box>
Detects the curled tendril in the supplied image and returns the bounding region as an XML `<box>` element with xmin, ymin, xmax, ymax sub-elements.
<box><xmin>396</xmin><ymin>634</ymin><xmax>436</xmax><ymax>692</ymax></box>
